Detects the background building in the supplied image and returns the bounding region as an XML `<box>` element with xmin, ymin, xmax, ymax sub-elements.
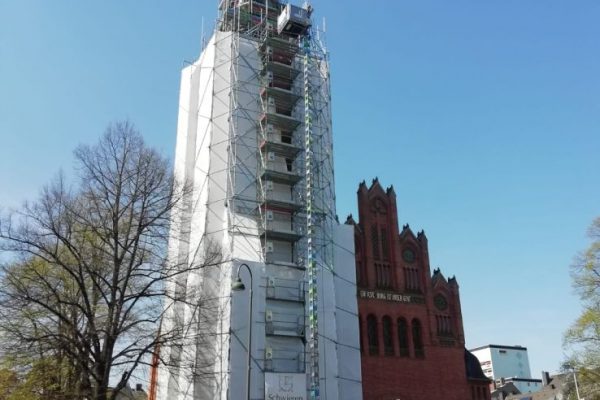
<box><xmin>347</xmin><ymin>179</ymin><xmax>490</xmax><ymax>400</ymax></box>
<box><xmin>111</xmin><ymin>384</ymin><xmax>147</xmax><ymax>400</ymax></box>
<box><xmin>471</xmin><ymin>344</ymin><xmax>542</xmax><ymax>394</ymax></box>
<box><xmin>500</xmin><ymin>372</ymin><xmax>570</xmax><ymax>400</ymax></box>
<box><xmin>153</xmin><ymin>1</ymin><xmax>362</xmax><ymax>399</ymax></box>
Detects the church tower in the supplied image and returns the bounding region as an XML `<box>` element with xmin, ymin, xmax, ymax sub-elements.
<box><xmin>347</xmin><ymin>179</ymin><xmax>489</xmax><ymax>400</ymax></box>
<box><xmin>153</xmin><ymin>2</ymin><xmax>362</xmax><ymax>399</ymax></box>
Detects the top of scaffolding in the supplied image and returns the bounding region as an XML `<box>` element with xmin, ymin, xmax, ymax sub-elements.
<box><xmin>218</xmin><ymin>0</ymin><xmax>313</xmax><ymax>38</ymax></box>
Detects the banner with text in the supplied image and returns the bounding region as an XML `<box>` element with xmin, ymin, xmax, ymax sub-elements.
<box><xmin>265</xmin><ymin>372</ymin><xmax>306</xmax><ymax>400</ymax></box>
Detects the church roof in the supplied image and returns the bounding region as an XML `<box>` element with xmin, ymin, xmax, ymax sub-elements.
<box><xmin>464</xmin><ymin>349</ymin><xmax>490</xmax><ymax>381</ymax></box>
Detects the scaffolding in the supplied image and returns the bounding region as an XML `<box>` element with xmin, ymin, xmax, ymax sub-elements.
<box><xmin>218</xmin><ymin>1</ymin><xmax>336</xmax><ymax>399</ymax></box>
<box><xmin>156</xmin><ymin>1</ymin><xmax>337</xmax><ymax>399</ymax></box>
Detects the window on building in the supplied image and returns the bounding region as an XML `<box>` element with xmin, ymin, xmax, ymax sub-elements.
<box><xmin>397</xmin><ymin>317</ymin><xmax>409</xmax><ymax>357</ymax></box>
<box><xmin>375</xmin><ymin>263</ymin><xmax>392</xmax><ymax>289</ymax></box>
<box><xmin>380</xmin><ymin>227</ymin><xmax>389</xmax><ymax>261</ymax></box>
<box><xmin>355</xmin><ymin>236</ymin><xmax>367</xmax><ymax>286</ymax></box>
<box><xmin>357</xmin><ymin>261</ymin><xmax>363</xmax><ymax>286</ymax></box>
<box><xmin>382</xmin><ymin>316</ymin><xmax>394</xmax><ymax>356</ymax></box>
<box><xmin>358</xmin><ymin>315</ymin><xmax>364</xmax><ymax>354</ymax></box>
<box><xmin>412</xmin><ymin>318</ymin><xmax>424</xmax><ymax>358</ymax></box>
<box><xmin>384</xmin><ymin>264</ymin><xmax>391</xmax><ymax>287</ymax></box>
<box><xmin>404</xmin><ymin>267</ymin><xmax>421</xmax><ymax>292</ymax></box>
<box><xmin>371</xmin><ymin>225</ymin><xmax>380</xmax><ymax>260</ymax></box>
<box><xmin>436</xmin><ymin>315</ymin><xmax>453</xmax><ymax>336</ymax></box>
<box><xmin>367</xmin><ymin>314</ymin><xmax>379</xmax><ymax>356</ymax></box>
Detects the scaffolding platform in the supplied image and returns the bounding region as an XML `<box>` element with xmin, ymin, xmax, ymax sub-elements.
<box><xmin>260</xmin><ymin>112</ymin><xmax>302</xmax><ymax>132</ymax></box>
<box><xmin>261</xmin><ymin>86</ymin><xmax>301</xmax><ymax>110</ymax></box>
<box><xmin>262</xmin><ymin>60</ymin><xmax>301</xmax><ymax>80</ymax></box>
<box><xmin>260</xmin><ymin>226</ymin><xmax>303</xmax><ymax>242</ymax></box>
<box><xmin>261</xmin><ymin>36</ymin><xmax>300</xmax><ymax>57</ymax></box>
<box><xmin>260</xmin><ymin>139</ymin><xmax>302</xmax><ymax>159</ymax></box>
<box><xmin>261</xmin><ymin>168</ymin><xmax>302</xmax><ymax>185</ymax></box>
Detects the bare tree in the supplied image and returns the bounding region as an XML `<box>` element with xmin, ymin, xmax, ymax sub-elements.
<box><xmin>0</xmin><ymin>122</ymin><xmax>220</xmax><ymax>400</ymax></box>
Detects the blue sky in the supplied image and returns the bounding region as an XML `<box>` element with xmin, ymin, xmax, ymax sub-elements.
<box><xmin>1</xmin><ymin>0</ymin><xmax>599</xmax><ymax>377</ymax></box>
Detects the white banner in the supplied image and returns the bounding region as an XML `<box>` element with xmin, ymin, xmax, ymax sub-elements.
<box><xmin>265</xmin><ymin>373</ymin><xmax>306</xmax><ymax>400</ymax></box>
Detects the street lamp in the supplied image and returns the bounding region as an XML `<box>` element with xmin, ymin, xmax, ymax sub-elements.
<box><xmin>231</xmin><ymin>263</ymin><xmax>253</xmax><ymax>400</ymax></box>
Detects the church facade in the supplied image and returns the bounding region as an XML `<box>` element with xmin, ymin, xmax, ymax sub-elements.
<box><xmin>347</xmin><ymin>179</ymin><xmax>490</xmax><ymax>400</ymax></box>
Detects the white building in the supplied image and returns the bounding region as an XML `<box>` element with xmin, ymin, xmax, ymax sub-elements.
<box><xmin>154</xmin><ymin>2</ymin><xmax>362</xmax><ymax>400</ymax></box>
<box><xmin>471</xmin><ymin>344</ymin><xmax>542</xmax><ymax>394</ymax></box>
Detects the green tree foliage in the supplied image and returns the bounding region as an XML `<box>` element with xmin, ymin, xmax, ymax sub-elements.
<box><xmin>564</xmin><ymin>216</ymin><xmax>600</xmax><ymax>399</ymax></box>
<box><xmin>0</xmin><ymin>358</ymin><xmax>65</xmax><ymax>400</ymax></box>
<box><xmin>0</xmin><ymin>368</ymin><xmax>19</xmax><ymax>399</ymax></box>
<box><xmin>0</xmin><ymin>257</ymin><xmax>89</xmax><ymax>398</ymax></box>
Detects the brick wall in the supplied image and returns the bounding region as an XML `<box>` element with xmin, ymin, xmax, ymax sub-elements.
<box><xmin>349</xmin><ymin>179</ymin><xmax>484</xmax><ymax>400</ymax></box>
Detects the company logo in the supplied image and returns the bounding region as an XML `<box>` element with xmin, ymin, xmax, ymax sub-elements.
<box><xmin>279</xmin><ymin>375</ymin><xmax>294</xmax><ymax>392</ymax></box>
<box><xmin>265</xmin><ymin>373</ymin><xmax>306</xmax><ymax>400</ymax></box>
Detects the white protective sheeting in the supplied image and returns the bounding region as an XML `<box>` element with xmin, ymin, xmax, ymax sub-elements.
<box><xmin>333</xmin><ymin>224</ymin><xmax>363</xmax><ymax>399</ymax></box>
<box><xmin>157</xmin><ymin>16</ymin><xmax>363</xmax><ymax>399</ymax></box>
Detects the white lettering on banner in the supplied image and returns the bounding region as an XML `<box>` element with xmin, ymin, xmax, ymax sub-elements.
<box><xmin>358</xmin><ymin>289</ymin><xmax>423</xmax><ymax>304</ymax></box>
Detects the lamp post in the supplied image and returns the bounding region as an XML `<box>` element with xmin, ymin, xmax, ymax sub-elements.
<box><xmin>564</xmin><ymin>363</ymin><xmax>582</xmax><ymax>400</ymax></box>
<box><xmin>231</xmin><ymin>263</ymin><xmax>253</xmax><ymax>400</ymax></box>
<box><xmin>573</xmin><ymin>369</ymin><xmax>582</xmax><ymax>400</ymax></box>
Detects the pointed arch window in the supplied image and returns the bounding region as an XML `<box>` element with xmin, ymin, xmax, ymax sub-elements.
<box><xmin>412</xmin><ymin>318</ymin><xmax>424</xmax><ymax>358</ymax></box>
<box><xmin>358</xmin><ymin>315</ymin><xmax>364</xmax><ymax>354</ymax></box>
<box><xmin>371</xmin><ymin>225</ymin><xmax>380</xmax><ymax>260</ymax></box>
<box><xmin>382</xmin><ymin>316</ymin><xmax>394</xmax><ymax>356</ymax></box>
<box><xmin>375</xmin><ymin>263</ymin><xmax>392</xmax><ymax>289</ymax></box>
<box><xmin>355</xmin><ymin>235</ymin><xmax>367</xmax><ymax>286</ymax></box>
<box><xmin>367</xmin><ymin>314</ymin><xmax>379</xmax><ymax>356</ymax></box>
<box><xmin>380</xmin><ymin>227</ymin><xmax>389</xmax><ymax>261</ymax></box>
<box><xmin>357</xmin><ymin>261</ymin><xmax>363</xmax><ymax>286</ymax></box>
<box><xmin>436</xmin><ymin>315</ymin><xmax>453</xmax><ymax>337</ymax></box>
<box><xmin>397</xmin><ymin>317</ymin><xmax>409</xmax><ymax>357</ymax></box>
<box><xmin>404</xmin><ymin>266</ymin><xmax>421</xmax><ymax>292</ymax></box>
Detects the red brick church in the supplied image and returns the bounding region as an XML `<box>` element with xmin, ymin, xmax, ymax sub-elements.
<box><xmin>346</xmin><ymin>179</ymin><xmax>490</xmax><ymax>400</ymax></box>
